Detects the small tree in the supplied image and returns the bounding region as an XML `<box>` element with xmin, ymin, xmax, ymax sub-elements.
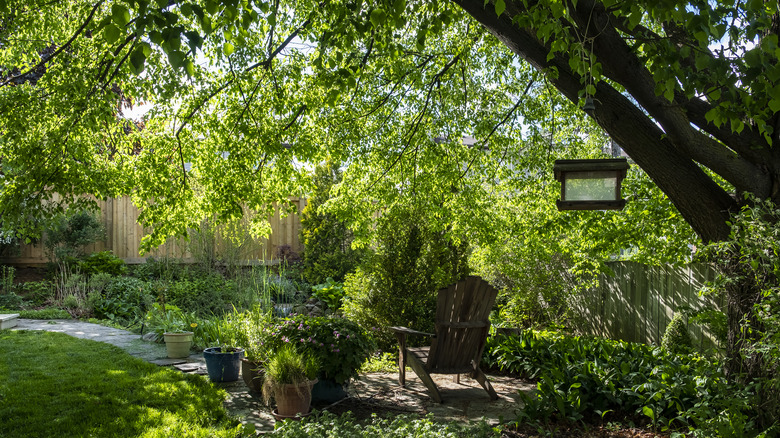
<box><xmin>44</xmin><ymin>209</ymin><xmax>105</xmax><ymax>268</ymax></box>
<box><xmin>343</xmin><ymin>204</ymin><xmax>470</xmax><ymax>349</ymax></box>
<box><xmin>300</xmin><ymin>160</ymin><xmax>363</xmax><ymax>285</ymax></box>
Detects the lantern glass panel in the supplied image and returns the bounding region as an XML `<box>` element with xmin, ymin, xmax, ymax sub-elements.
<box><xmin>564</xmin><ymin>171</ymin><xmax>618</xmax><ymax>201</ymax></box>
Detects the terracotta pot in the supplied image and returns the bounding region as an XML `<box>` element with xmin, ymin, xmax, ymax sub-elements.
<box><xmin>163</xmin><ymin>332</ymin><xmax>193</xmax><ymax>359</ymax></box>
<box><xmin>241</xmin><ymin>358</ymin><xmax>264</xmax><ymax>392</ymax></box>
<box><xmin>274</xmin><ymin>379</ymin><xmax>318</xmax><ymax>417</ymax></box>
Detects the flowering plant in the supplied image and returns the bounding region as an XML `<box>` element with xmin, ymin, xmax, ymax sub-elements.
<box><xmin>259</xmin><ymin>315</ymin><xmax>376</xmax><ymax>384</ymax></box>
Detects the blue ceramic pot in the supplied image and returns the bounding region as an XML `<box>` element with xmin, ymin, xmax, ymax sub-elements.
<box><xmin>311</xmin><ymin>378</ymin><xmax>348</xmax><ymax>403</ymax></box>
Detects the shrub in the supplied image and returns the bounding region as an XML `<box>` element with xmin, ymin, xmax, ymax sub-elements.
<box><xmin>661</xmin><ymin>312</ymin><xmax>692</xmax><ymax>355</ymax></box>
<box><xmin>78</xmin><ymin>251</ymin><xmax>127</xmax><ymax>276</ymax></box>
<box><xmin>91</xmin><ymin>276</ymin><xmax>152</xmax><ymax>324</ymax></box>
<box><xmin>485</xmin><ymin>330</ymin><xmax>768</xmax><ymax>435</ymax></box>
<box><xmin>299</xmin><ymin>160</ymin><xmax>364</xmax><ymax>285</ymax></box>
<box><xmin>311</xmin><ymin>277</ymin><xmax>345</xmax><ymax>311</ymax></box>
<box><xmin>0</xmin><ymin>292</ymin><xmax>24</xmax><ymax>310</ymax></box>
<box><xmin>164</xmin><ymin>274</ymin><xmax>239</xmax><ymax>316</ymax></box>
<box><xmin>342</xmin><ymin>205</ymin><xmax>469</xmax><ymax>349</ymax></box>
<box><xmin>260</xmin><ymin>314</ymin><xmax>376</xmax><ymax>384</ymax></box>
<box><xmin>44</xmin><ymin>209</ymin><xmax>105</xmax><ymax>268</ymax></box>
<box><xmin>19</xmin><ymin>280</ymin><xmax>54</xmax><ymax>307</ymax></box>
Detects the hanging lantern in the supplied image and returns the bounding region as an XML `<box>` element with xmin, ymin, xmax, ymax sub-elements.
<box><xmin>553</xmin><ymin>158</ymin><xmax>630</xmax><ymax>211</ymax></box>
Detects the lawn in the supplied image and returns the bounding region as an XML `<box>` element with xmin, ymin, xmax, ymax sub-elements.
<box><xmin>0</xmin><ymin>330</ymin><xmax>247</xmax><ymax>438</ymax></box>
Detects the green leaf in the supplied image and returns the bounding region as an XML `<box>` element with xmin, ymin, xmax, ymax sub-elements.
<box><xmin>185</xmin><ymin>60</ymin><xmax>195</xmax><ymax>77</ymax></box>
<box><xmin>495</xmin><ymin>0</ymin><xmax>506</xmax><ymax>17</ymax></box>
<box><xmin>181</xmin><ymin>3</ymin><xmax>193</xmax><ymax>17</ymax></box>
<box><xmin>129</xmin><ymin>47</ymin><xmax>146</xmax><ymax>74</ymax></box>
<box><xmin>224</xmin><ymin>42</ymin><xmax>235</xmax><ymax>56</ymax></box>
<box><xmin>111</xmin><ymin>4</ymin><xmax>131</xmax><ymax>27</ymax></box>
<box><xmin>642</xmin><ymin>405</ymin><xmax>655</xmax><ymax>421</ymax></box>
<box><xmin>103</xmin><ymin>24</ymin><xmax>121</xmax><ymax>44</ymax></box>
<box><xmin>370</xmin><ymin>9</ymin><xmax>386</xmax><ymax>28</ymax></box>
<box><xmin>205</xmin><ymin>0</ymin><xmax>219</xmax><ymax>15</ymax></box>
<box><xmin>167</xmin><ymin>50</ymin><xmax>186</xmax><ymax>68</ymax></box>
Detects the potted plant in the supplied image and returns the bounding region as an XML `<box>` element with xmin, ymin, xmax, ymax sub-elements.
<box><xmin>261</xmin><ymin>315</ymin><xmax>376</xmax><ymax>403</ymax></box>
<box><xmin>145</xmin><ymin>302</ymin><xmax>198</xmax><ymax>359</ymax></box>
<box><xmin>262</xmin><ymin>345</ymin><xmax>319</xmax><ymax>420</ymax></box>
<box><xmin>204</xmin><ymin>345</ymin><xmax>245</xmax><ymax>382</ymax></box>
<box><xmin>241</xmin><ymin>340</ymin><xmax>267</xmax><ymax>393</ymax></box>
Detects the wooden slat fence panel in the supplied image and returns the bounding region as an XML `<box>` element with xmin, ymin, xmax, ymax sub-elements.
<box><xmin>1</xmin><ymin>195</ymin><xmax>305</xmax><ymax>265</ymax></box>
<box><xmin>572</xmin><ymin>261</ymin><xmax>723</xmax><ymax>352</ymax></box>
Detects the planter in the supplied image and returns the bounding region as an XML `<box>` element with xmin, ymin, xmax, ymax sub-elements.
<box><xmin>163</xmin><ymin>332</ymin><xmax>193</xmax><ymax>359</ymax></box>
<box><xmin>274</xmin><ymin>379</ymin><xmax>318</xmax><ymax>417</ymax></box>
<box><xmin>203</xmin><ymin>347</ymin><xmax>244</xmax><ymax>382</ymax></box>
<box><xmin>241</xmin><ymin>358</ymin><xmax>265</xmax><ymax>392</ymax></box>
<box><xmin>311</xmin><ymin>378</ymin><xmax>348</xmax><ymax>403</ymax></box>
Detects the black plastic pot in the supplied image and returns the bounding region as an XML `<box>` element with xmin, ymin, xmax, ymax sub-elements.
<box><xmin>203</xmin><ymin>347</ymin><xmax>244</xmax><ymax>382</ymax></box>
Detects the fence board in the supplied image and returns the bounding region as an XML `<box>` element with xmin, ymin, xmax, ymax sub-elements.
<box><xmin>0</xmin><ymin>195</ymin><xmax>306</xmax><ymax>265</ymax></box>
<box><xmin>573</xmin><ymin>261</ymin><xmax>722</xmax><ymax>353</ymax></box>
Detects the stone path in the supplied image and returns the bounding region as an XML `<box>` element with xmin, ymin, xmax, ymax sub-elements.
<box><xmin>11</xmin><ymin>319</ymin><xmax>531</xmax><ymax>434</ymax></box>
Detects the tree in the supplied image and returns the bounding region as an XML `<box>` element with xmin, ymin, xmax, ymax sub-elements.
<box><xmin>299</xmin><ymin>159</ymin><xmax>364</xmax><ymax>285</ymax></box>
<box><xmin>1</xmin><ymin>0</ymin><xmax>778</xmax><ymax>417</ymax></box>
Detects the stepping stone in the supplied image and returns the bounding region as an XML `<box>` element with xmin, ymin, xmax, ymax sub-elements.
<box><xmin>149</xmin><ymin>358</ymin><xmax>188</xmax><ymax>366</ymax></box>
<box><xmin>0</xmin><ymin>314</ymin><xmax>19</xmax><ymax>330</ymax></box>
<box><xmin>173</xmin><ymin>363</ymin><xmax>205</xmax><ymax>373</ymax></box>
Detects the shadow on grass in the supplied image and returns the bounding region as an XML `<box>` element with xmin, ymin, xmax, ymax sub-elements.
<box><xmin>0</xmin><ymin>330</ymin><xmax>247</xmax><ymax>438</ymax></box>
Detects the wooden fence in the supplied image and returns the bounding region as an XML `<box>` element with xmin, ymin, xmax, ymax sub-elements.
<box><xmin>0</xmin><ymin>196</ymin><xmax>306</xmax><ymax>265</ymax></box>
<box><xmin>571</xmin><ymin>261</ymin><xmax>723</xmax><ymax>352</ymax></box>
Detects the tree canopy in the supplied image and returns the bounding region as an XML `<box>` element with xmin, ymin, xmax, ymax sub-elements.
<box><xmin>2</xmin><ymin>0</ymin><xmax>729</xmax><ymax>257</ymax></box>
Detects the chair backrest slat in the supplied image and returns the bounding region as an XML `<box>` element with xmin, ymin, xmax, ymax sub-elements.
<box><xmin>426</xmin><ymin>276</ymin><xmax>497</xmax><ymax>373</ymax></box>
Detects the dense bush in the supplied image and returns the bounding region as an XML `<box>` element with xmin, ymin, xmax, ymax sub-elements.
<box><xmin>270</xmin><ymin>411</ymin><xmax>499</xmax><ymax>438</ymax></box>
<box><xmin>78</xmin><ymin>251</ymin><xmax>127</xmax><ymax>276</ymax></box>
<box><xmin>89</xmin><ymin>276</ymin><xmax>153</xmax><ymax>325</ymax></box>
<box><xmin>342</xmin><ymin>205</ymin><xmax>469</xmax><ymax>349</ymax></box>
<box><xmin>19</xmin><ymin>281</ymin><xmax>54</xmax><ymax>307</ymax></box>
<box><xmin>164</xmin><ymin>274</ymin><xmax>242</xmax><ymax>316</ymax></box>
<box><xmin>259</xmin><ymin>314</ymin><xmax>376</xmax><ymax>384</ymax></box>
<box><xmin>300</xmin><ymin>160</ymin><xmax>364</xmax><ymax>285</ymax></box>
<box><xmin>44</xmin><ymin>209</ymin><xmax>105</xmax><ymax>267</ymax></box>
<box><xmin>661</xmin><ymin>312</ymin><xmax>692</xmax><ymax>355</ymax></box>
<box><xmin>485</xmin><ymin>330</ymin><xmax>769</xmax><ymax>436</ymax></box>
<box><xmin>471</xmin><ymin>246</ymin><xmax>577</xmax><ymax>329</ymax></box>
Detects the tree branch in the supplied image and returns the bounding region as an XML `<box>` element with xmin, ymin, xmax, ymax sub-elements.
<box><xmin>0</xmin><ymin>0</ymin><xmax>104</xmax><ymax>88</ymax></box>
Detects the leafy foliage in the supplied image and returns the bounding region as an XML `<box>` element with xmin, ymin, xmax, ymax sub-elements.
<box><xmin>701</xmin><ymin>196</ymin><xmax>780</xmax><ymax>427</ymax></box>
<box><xmin>485</xmin><ymin>330</ymin><xmax>769</xmax><ymax>436</ymax></box>
<box><xmin>300</xmin><ymin>161</ymin><xmax>364</xmax><ymax>285</ymax></box>
<box><xmin>43</xmin><ymin>209</ymin><xmax>105</xmax><ymax>266</ymax></box>
<box><xmin>311</xmin><ymin>277</ymin><xmax>346</xmax><ymax>311</ymax></box>
<box><xmin>269</xmin><ymin>411</ymin><xmax>499</xmax><ymax>438</ymax></box>
<box><xmin>661</xmin><ymin>312</ymin><xmax>693</xmax><ymax>355</ymax></box>
<box><xmin>342</xmin><ymin>204</ymin><xmax>470</xmax><ymax>349</ymax></box>
<box><xmin>78</xmin><ymin>250</ymin><xmax>127</xmax><ymax>276</ymax></box>
<box><xmin>259</xmin><ymin>314</ymin><xmax>376</xmax><ymax>384</ymax></box>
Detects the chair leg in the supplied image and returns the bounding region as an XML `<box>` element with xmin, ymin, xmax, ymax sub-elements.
<box><xmin>471</xmin><ymin>365</ymin><xmax>499</xmax><ymax>401</ymax></box>
<box><xmin>408</xmin><ymin>354</ymin><xmax>442</xmax><ymax>403</ymax></box>
<box><xmin>396</xmin><ymin>333</ymin><xmax>407</xmax><ymax>387</ymax></box>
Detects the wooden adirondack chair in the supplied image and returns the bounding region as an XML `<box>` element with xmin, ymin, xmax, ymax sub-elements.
<box><xmin>390</xmin><ymin>276</ymin><xmax>499</xmax><ymax>403</ymax></box>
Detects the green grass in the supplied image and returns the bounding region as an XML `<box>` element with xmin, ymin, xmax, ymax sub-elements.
<box><xmin>0</xmin><ymin>330</ymin><xmax>248</xmax><ymax>438</ymax></box>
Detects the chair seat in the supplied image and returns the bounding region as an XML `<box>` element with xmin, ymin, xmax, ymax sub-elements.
<box><xmin>407</xmin><ymin>346</ymin><xmax>474</xmax><ymax>374</ymax></box>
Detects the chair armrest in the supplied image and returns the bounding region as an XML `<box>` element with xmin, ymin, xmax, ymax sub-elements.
<box><xmin>390</xmin><ymin>326</ymin><xmax>436</xmax><ymax>337</ymax></box>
